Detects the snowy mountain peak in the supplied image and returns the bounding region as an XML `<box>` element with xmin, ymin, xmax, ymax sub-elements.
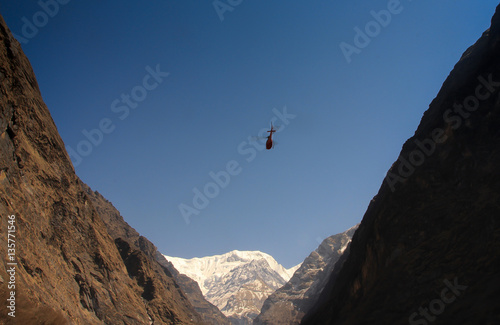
<box><xmin>163</xmin><ymin>250</ymin><xmax>301</xmax><ymax>324</ymax></box>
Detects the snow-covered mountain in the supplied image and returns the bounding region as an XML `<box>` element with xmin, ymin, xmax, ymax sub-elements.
<box><xmin>164</xmin><ymin>250</ymin><xmax>300</xmax><ymax>324</ymax></box>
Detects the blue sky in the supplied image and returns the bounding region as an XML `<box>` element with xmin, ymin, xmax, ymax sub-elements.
<box><xmin>0</xmin><ymin>1</ymin><xmax>498</xmax><ymax>268</ymax></box>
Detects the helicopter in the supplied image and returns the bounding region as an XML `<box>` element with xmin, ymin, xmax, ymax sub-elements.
<box><xmin>265</xmin><ymin>123</ymin><xmax>277</xmax><ymax>150</ymax></box>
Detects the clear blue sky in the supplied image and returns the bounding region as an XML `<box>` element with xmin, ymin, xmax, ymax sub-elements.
<box><xmin>0</xmin><ymin>1</ymin><xmax>497</xmax><ymax>268</ymax></box>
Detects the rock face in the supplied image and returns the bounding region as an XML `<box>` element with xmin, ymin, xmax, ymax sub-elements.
<box><xmin>254</xmin><ymin>225</ymin><xmax>358</xmax><ymax>325</ymax></box>
<box><xmin>303</xmin><ymin>5</ymin><xmax>500</xmax><ymax>325</ymax></box>
<box><xmin>165</xmin><ymin>250</ymin><xmax>300</xmax><ymax>325</ymax></box>
<box><xmin>156</xmin><ymin>254</ymin><xmax>232</xmax><ymax>325</ymax></box>
<box><xmin>0</xmin><ymin>13</ymin><xmax>204</xmax><ymax>324</ymax></box>
<box><xmin>84</xmin><ymin>187</ymin><xmax>231</xmax><ymax>325</ymax></box>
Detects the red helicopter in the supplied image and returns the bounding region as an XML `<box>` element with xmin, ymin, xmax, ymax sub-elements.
<box><xmin>266</xmin><ymin>123</ymin><xmax>277</xmax><ymax>150</ymax></box>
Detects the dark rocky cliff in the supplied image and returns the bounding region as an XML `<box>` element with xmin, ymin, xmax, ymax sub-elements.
<box><xmin>0</xmin><ymin>12</ymin><xmax>204</xmax><ymax>324</ymax></box>
<box><xmin>303</xmin><ymin>5</ymin><xmax>500</xmax><ymax>325</ymax></box>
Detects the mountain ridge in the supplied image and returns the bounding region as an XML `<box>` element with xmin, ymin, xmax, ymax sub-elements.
<box><xmin>254</xmin><ymin>224</ymin><xmax>358</xmax><ymax>325</ymax></box>
<box><xmin>165</xmin><ymin>250</ymin><xmax>299</xmax><ymax>294</ymax></box>
<box><xmin>83</xmin><ymin>185</ymin><xmax>231</xmax><ymax>325</ymax></box>
<box><xmin>0</xmin><ymin>12</ymin><xmax>207</xmax><ymax>324</ymax></box>
<box><xmin>165</xmin><ymin>250</ymin><xmax>300</xmax><ymax>325</ymax></box>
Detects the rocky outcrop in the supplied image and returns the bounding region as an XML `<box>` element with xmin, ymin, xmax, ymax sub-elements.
<box><xmin>157</xmin><ymin>254</ymin><xmax>232</xmax><ymax>325</ymax></box>
<box><xmin>0</xmin><ymin>12</ymin><xmax>202</xmax><ymax>324</ymax></box>
<box><xmin>303</xmin><ymin>5</ymin><xmax>500</xmax><ymax>325</ymax></box>
<box><xmin>85</xmin><ymin>186</ymin><xmax>230</xmax><ymax>325</ymax></box>
<box><xmin>254</xmin><ymin>225</ymin><xmax>357</xmax><ymax>325</ymax></box>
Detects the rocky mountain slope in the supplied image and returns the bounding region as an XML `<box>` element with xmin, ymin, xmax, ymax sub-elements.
<box><xmin>84</xmin><ymin>186</ymin><xmax>230</xmax><ymax>325</ymax></box>
<box><xmin>303</xmin><ymin>5</ymin><xmax>500</xmax><ymax>325</ymax></box>
<box><xmin>0</xmin><ymin>12</ymin><xmax>205</xmax><ymax>324</ymax></box>
<box><xmin>165</xmin><ymin>250</ymin><xmax>300</xmax><ymax>325</ymax></box>
<box><xmin>155</xmin><ymin>254</ymin><xmax>232</xmax><ymax>325</ymax></box>
<box><xmin>254</xmin><ymin>224</ymin><xmax>358</xmax><ymax>325</ymax></box>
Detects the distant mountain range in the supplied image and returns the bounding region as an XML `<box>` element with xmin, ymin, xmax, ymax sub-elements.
<box><xmin>163</xmin><ymin>225</ymin><xmax>359</xmax><ymax>325</ymax></box>
<box><xmin>164</xmin><ymin>250</ymin><xmax>300</xmax><ymax>324</ymax></box>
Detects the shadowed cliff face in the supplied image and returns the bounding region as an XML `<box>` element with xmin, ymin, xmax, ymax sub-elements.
<box><xmin>303</xmin><ymin>5</ymin><xmax>500</xmax><ymax>325</ymax></box>
<box><xmin>0</xmin><ymin>13</ymin><xmax>203</xmax><ymax>324</ymax></box>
